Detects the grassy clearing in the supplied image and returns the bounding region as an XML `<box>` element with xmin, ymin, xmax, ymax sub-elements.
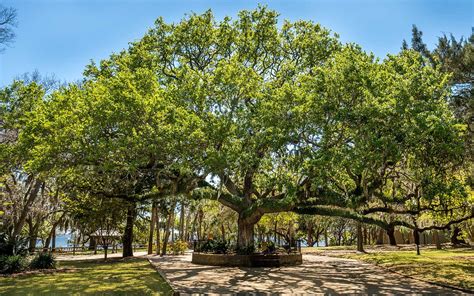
<box><xmin>339</xmin><ymin>248</ymin><xmax>473</xmax><ymax>291</ymax></box>
<box><xmin>0</xmin><ymin>258</ymin><xmax>173</xmax><ymax>295</ymax></box>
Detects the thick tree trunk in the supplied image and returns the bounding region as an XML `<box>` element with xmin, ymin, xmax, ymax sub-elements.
<box><xmin>122</xmin><ymin>202</ymin><xmax>137</xmax><ymax>257</ymax></box>
<box><xmin>357</xmin><ymin>222</ymin><xmax>364</xmax><ymax>252</ymax></box>
<box><xmin>237</xmin><ymin>219</ymin><xmax>255</xmax><ymax>249</ymax></box>
<box><xmin>148</xmin><ymin>201</ymin><xmax>157</xmax><ymax>255</ymax></box>
<box><xmin>324</xmin><ymin>230</ymin><xmax>328</xmax><ymax>247</ymax></box>
<box><xmin>376</xmin><ymin>228</ymin><xmax>384</xmax><ymax>245</ymax></box>
<box><xmin>433</xmin><ymin>230</ymin><xmax>441</xmax><ymax>249</ymax></box>
<box><xmin>386</xmin><ymin>225</ymin><xmax>397</xmax><ymax>246</ymax></box>
<box><xmin>450</xmin><ymin>226</ymin><xmax>466</xmax><ymax>245</ymax></box>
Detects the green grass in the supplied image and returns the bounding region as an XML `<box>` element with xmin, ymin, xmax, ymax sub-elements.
<box><xmin>301</xmin><ymin>245</ymin><xmax>357</xmax><ymax>253</ymax></box>
<box><xmin>340</xmin><ymin>248</ymin><xmax>474</xmax><ymax>291</ymax></box>
<box><xmin>0</xmin><ymin>258</ymin><xmax>173</xmax><ymax>295</ymax></box>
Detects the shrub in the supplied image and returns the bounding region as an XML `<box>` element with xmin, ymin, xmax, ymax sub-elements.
<box><xmin>260</xmin><ymin>241</ymin><xmax>276</xmax><ymax>254</ymax></box>
<box><xmin>170</xmin><ymin>240</ymin><xmax>188</xmax><ymax>255</ymax></box>
<box><xmin>196</xmin><ymin>239</ymin><xmax>229</xmax><ymax>254</ymax></box>
<box><xmin>30</xmin><ymin>252</ymin><xmax>56</xmax><ymax>269</ymax></box>
<box><xmin>0</xmin><ymin>233</ymin><xmax>29</xmax><ymax>256</ymax></box>
<box><xmin>212</xmin><ymin>240</ymin><xmax>229</xmax><ymax>254</ymax></box>
<box><xmin>235</xmin><ymin>244</ymin><xmax>255</xmax><ymax>255</ymax></box>
<box><xmin>0</xmin><ymin>255</ymin><xmax>27</xmax><ymax>274</ymax></box>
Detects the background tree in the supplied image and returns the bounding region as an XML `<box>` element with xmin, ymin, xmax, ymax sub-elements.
<box><xmin>0</xmin><ymin>4</ymin><xmax>17</xmax><ymax>52</ymax></box>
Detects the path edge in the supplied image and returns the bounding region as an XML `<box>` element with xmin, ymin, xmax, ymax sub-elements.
<box><xmin>333</xmin><ymin>255</ymin><xmax>474</xmax><ymax>294</ymax></box>
<box><xmin>381</xmin><ymin>264</ymin><xmax>473</xmax><ymax>294</ymax></box>
<box><xmin>147</xmin><ymin>258</ymin><xmax>180</xmax><ymax>296</ymax></box>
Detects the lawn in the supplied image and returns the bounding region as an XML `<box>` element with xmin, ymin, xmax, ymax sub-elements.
<box><xmin>0</xmin><ymin>258</ymin><xmax>173</xmax><ymax>295</ymax></box>
<box><xmin>339</xmin><ymin>248</ymin><xmax>474</xmax><ymax>291</ymax></box>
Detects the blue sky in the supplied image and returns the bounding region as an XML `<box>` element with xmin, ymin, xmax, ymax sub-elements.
<box><xmin>0</xmin><ymin>0</ymin><xmax>472</xmax><ymax>86</ymax></box>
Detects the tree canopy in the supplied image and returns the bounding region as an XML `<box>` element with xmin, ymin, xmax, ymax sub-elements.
<box><xmin>1</xmin><ymin>7</ymin><xmax>472</xmax><ymax>251</ymax></box>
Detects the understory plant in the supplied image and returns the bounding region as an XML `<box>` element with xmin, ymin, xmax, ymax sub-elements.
<box><xmin>0</xmin><ymin>255</ymin><xmax>27</xmax><ymax>274</ymax></box>
<box><xmin>30</xmin><ymin>252</ymin><xmax>56</xmax><ymax>269</ymax></box>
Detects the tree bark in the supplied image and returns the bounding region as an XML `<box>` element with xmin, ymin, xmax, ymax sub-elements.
<box><xmin>433</xmin><ymin>230</ymin><xmax>441</xmax><ymax>249</ymax></box>
<box><xmin>236</xmin><ymin>212</ymin><xmax>262</xmax><ymax>249</ymax></box>
<box><xmin>376</xmin><ymin>228</ymin><xmax>384</xmax><ymax>245</ymax></box>
<box><xmin>179</xmin><ymin>203</ymin><xmax>185</xmax><ymax>241</ymax></box>
<box><xmin>148</xmin><ymin>201</ymin><xmax>157</xmax><ymax>255</ymax></box>
<box><xmin>122</xmin><ymin>202</ymin><xmax>137</xmax><ymax>257</ymax></box>
<box><xmin>197</xmin><ymin>208</ymin><xmax>203</xmax><ymax>241</ymax></box>
<box><xmin>27</xmin><ymin>218</ymin><xmax>39</xmax><ymax>253</ymax></box>
<box><xmin>12</xmin><ymin>180</ymin><xmax>43</xmax><ymax>239</ymax></box>
<box><xmin>237</xmin><ymin>217</ymin><xmax>255</xmax><ymax>249</ymax></box>
<box><xmin>161</xmin><ymin>202</ymin><xmax>176</xmax><ymax>256</ymax></box>
<box><xmin>156</xmin><ymin>212</ymin><xmax>161</xmax><ymax>255</ymax></box>
<box><xmin>51</xmin><ymin>227</ymin><xmax>56</xmax><ymax>252</ymax></box>
<box><xmin>221</xmin><ymin>223</ymin><xmax>226</xmax><ymax>241</ymax></box>
<box><xmin>357</xmin><ymin>222</ymin><xmax>364</xmax><ymax>252</ymax></box>
<box><xmin>386</xmin><ymin>225</ymin><xmax>397</xmax><ymax>246</ymax></box>
<box><xmin>450</xmin><ymin>226</ymin><xmax>465</xmax><ymax>245</ymax></box>
<box><xmin>43</xmin><ymin>212</ymin><xmax>65</xmax><ymax>252</ymax></box>
<box><xmin>274</xmin><ymin>221</ymin><xmax>277</xmax><ymax>244</ymax></box>
<box><xmin>414</xmin><ymin>229</ymin><xmax>421</xmax><ymax>255</ymax></box>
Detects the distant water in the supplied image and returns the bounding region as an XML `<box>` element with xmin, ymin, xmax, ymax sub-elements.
<box><xmin>36</xmin><ymin>233</ymin><xmax>72</xmax><ymax>248</ymax></box>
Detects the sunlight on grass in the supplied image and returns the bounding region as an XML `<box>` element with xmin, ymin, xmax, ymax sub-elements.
<box><xmin>0</xmin><ymin>258</ymin><xmax>173</xmax><ymax>295</ymax></box>
<box><xmin>342</xmin><ymin>248</ymin><xmax>474</xmax><ymax>290</ymax></box>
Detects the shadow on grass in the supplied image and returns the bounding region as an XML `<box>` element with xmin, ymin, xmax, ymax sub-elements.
<box><xmin>0</xmin><ymin>257</ymin><xmax>173</xmax><ymax>295</ymax></box>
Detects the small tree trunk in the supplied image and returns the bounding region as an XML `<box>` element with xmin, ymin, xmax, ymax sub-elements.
<box><xmin>357</xmin><ymin>222</ymin><xmax>364</xmax><ymax>252</ymax></box>
<box><xmin>414</xmin><ymin>229</ymin><xmax>421</xmax><ymax>255</ymax></box>
<box><xmin>27</xmin><ymin>220</ymin><xmax>39</xmax><ymax>254</ymax></box>
<box><xmin>184</xmin><ymin>208</ymin><xmax>191</xmax><ymax>241</ymax></box>
<box><xmin>104</xmin><ymin>245</ymin><xmax>108</xmax><ymax>260</ymax></box>
<box><xmin>148</xmin><ymin>201</ymin><xmax>157</xmax><ymax>254</ymax></box>
<box><xmin>161</xmin><ymin>202</ymin><xmax>176</xmax><ymax>256</ymax></box>
<box><xmin>197</xmin><ymin>209</ymin><xmax>203</xmax><ymax>241</ymax></box>
<box><xmin>324</xmin><ymin>231</ymin><xmax>328</xmax><ymax>247</ymax></box>
<box><xmin>122</xmin><ymin>202</ymin><xmax>137</xmax><ymax>257</ymax></box>
<box><xmin>51</xmin><ymin>227</ymin><xmax>56</xmax><ymax>252</ymax></box>
<box><xmin>274</xmin><ymin>221</ymin><xmax>277</xmax><ymax>244</ymax></box>
<box><xmin>190</xmin><ymin>211</ymin><xmax>198</xmax><ymax>241</ymax></box>
<box><xmin>43</xmin><ymin>213</ymin><xmax>65</xmax><ymax>252</ymax></box>
<box><xmin>221</xmin><ymin>224</ymin><xmax>226</xmax><ymax>241</ymax></box>
<box><xmin>179</xmin><ymin>203</ymin><xmax>185</xmax><ymax>241</ymax></box>
<box><xmin>156</xmin><ymin>212</ymin><xmax>161</xmax><ymax>255</ymax></box>
<box><xmin>12</xmin><ymin>180</ymin><xmax>43</xmax><ymax>239</ymax></box>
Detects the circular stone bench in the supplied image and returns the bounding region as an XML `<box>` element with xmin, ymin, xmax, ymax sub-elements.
<box><xmin>192</xmin><ymin>252</ymin><xmax>302</xmax><ymax>267</ymax></box>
